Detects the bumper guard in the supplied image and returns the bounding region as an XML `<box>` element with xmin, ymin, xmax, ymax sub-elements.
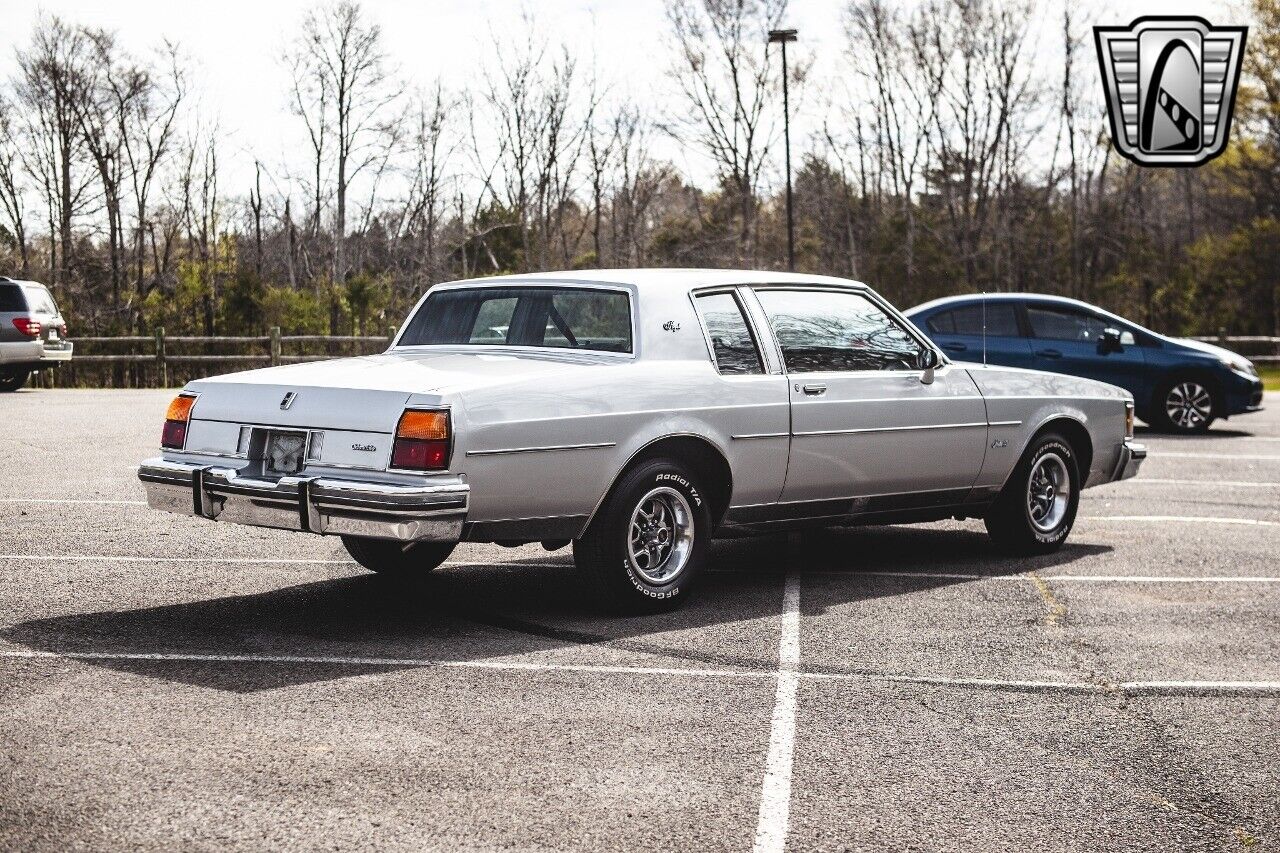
<box><xmin>1111</xmin><ymin>440</ymin><xmax>1147</xmax><ymax>482</ymax></box>
<box><xmin>138</xmin><ymin>457</ymin><xmax>468</xmax><ymax>542</ymax></box>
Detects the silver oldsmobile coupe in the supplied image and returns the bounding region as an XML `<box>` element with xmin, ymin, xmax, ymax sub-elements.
<box><xmin>140</xmin><ymin>270</ymin><xmax>1145</xmax><ymax>611</ymax></box>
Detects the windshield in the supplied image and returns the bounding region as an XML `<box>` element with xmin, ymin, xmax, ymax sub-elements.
<box><xmin>399</xmin><ymin>286</ymin><xmax>632</xmax><ymax>353</ymax></box>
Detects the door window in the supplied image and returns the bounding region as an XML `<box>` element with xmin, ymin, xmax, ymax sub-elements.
<box><xmin>1026</xmin><ymin>305</ymin><xmax>1108</xmax><ymax>342</ymax></box>
<box><xmin>694</xmin><ymin>292</ymin><xmax>764</xmax><ymax>375</ymax></box>
<box><xmin>756</xmin><ymin>289</ymin><xmax>925</xmax><ymax>373</ymax></box>
<box><xmin>928</xmin><ymin>304</ymin><xmax>1020</xmax><ymax>336</ymax></box>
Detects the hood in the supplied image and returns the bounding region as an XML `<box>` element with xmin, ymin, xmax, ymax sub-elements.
<box><xmin>1169</xmin><ymin>337</ymin><xmax>1243</xmax><ymax>364</ymax></box>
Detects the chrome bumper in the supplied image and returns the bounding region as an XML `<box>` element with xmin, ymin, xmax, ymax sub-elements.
<box><xmin>39</xmin><ymin>342</ymin><xmax>73</xmax><ymax>363</ymax></box>
<box><xmin>1112</xmin><ymin>440</ymin><xmax>1146</xmax><ymax>482</ymax></box>
<box><xmin>138</xmin><ymin>457</ymin><xmax>468</xmax><ymax>543</ymax></box>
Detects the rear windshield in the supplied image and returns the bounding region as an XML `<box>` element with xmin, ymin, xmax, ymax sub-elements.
<box><xmin>399</xmin><ymin>286</ymin><xmax>632</xmax><ymax>353</ymax></box>
<box><xmin>22</xmin><ymin>285</ymin><xmax>57</xmax><ymax>315</ymax></box>
<box><xmin>0</xmin><ymin>284</ymin><xmax>26</xmax><ymax>312</ymax></box>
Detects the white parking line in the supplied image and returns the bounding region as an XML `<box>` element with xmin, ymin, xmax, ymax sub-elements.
<box><xmin>3</xmin><ymin>648</ymin><xmax>1278</xmax><ymax>695</ymax></box>
<box><xmin>0</xmin><ymin>498</ymin><xmax>147</xmax><ymax>506</ymax></box>
<box><xmin>1079</xmin><ymin>515</ymin><xmax>1278</xmax><ymax>526</ymax></box>
<box><xmin>0</xmin><ymin>648</ymin><xmax>767</xmax><ymax>680</ymax></box>
<box><xmin>753</xmin><ymin>570</ymin><xmax>800</xmax><ymax>853</ymax></box>
<box><xmin>5</xmin><ymin>554</ymin><xmax>1280</xmax><ymax>583</ymax></box>
<box><xmin>0</xmin><ymin>554</ymin><xmax>571</xmax><ymax>569</ymax></box>
<box><xmin>0</xmin><ymin>554</ymin><xmax>356</xmax><ymax>565</ymax></box>
<box><xmin>1154</xmin><ymin>452</ymin><xmax>1280</xmax><ymax>461</ymax></box>
<box><xmin>1107</xmin><ymin>478</ymin><xmax>1278</xmax><ymax>489</ymax></box>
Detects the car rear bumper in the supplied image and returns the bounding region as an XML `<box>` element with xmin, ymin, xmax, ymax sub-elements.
<box><xmin>138</xmin><ymin>457</ymin><xmax>468</xmax><ymax>542</ymax></box>
<box><xmin>39</xmin><ymin>341</ymin><xmax>73</xmax><ymax>363</ymax></box>
<box><xmin>1111</xmin><ymin>440</ymin><xmax>1146</xmax><ymax>482</ymax></box>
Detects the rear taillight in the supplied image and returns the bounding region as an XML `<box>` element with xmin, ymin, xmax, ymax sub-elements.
<box><xmin>162</xmin><ymin>393</ymin><xmax>197</xmax><ymax>450</ymax></box>
<box><xmin>1125</xmin><ymin>401</ymin><xmax>1135</xmax><ymax>439</ymax></box>
<box><xmin>12</xmin><ymin>317</ymin><xmax>40</xmax><ymax>337</ymax></box>
<box><xmin>59</xmin><ymin>322</ymin><xmax>67</xmax><ymax>337</ymax></box>
<box><xmin>391</xmin><ymin>409</ymin><xmax>450</xmax><ymax>471</ymax></box>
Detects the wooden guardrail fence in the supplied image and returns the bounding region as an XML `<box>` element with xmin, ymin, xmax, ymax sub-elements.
<box><xmin>27</xmin><ymin>326</ymin><xmax>1280</xmax><ymax>389</ymax></box>
<box><xmin>42</xmin><ymin>326</ymin><xmax>398</xmax><ymax>388</ymax></box>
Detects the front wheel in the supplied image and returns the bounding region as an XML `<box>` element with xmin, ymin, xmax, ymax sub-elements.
<box><xmin>342</xmin><ymin>536</ymin><xmax>455</xmax><ymax>578</ymax></box>
<box><xmin>985</xmin><ymin>433</ymin><xmax>1080</xmax><ymax>556</ymax></box>
<box><xmin>1152</xmin><ymin>378</ymin><xmax>1216</xmax><ymax>433</ymax></box>
<box><xmin>0</xmin><ymin>369</ymin><xmax>29</xmax><ymax>392</ymax></box>
<box><xmin>573</xmin><ymin>458</ymin><xmax>711</xmax><ymax>613</ymax></box>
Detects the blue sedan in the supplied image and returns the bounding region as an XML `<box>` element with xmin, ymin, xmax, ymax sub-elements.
<box><xmin>905</xmin><ymin>294</ymin><xmax>1264</xmax><ymax>434</ymax></box>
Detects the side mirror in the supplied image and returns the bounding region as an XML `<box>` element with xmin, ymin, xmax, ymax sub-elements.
<box><xmin>919</xmin><ymin>347</ymin><xmax>939</xmax><ymax>384</ymax></box>
<box><xmin>1099</xmin><ymin>327</ymin><xmax>1123</xmax><ymax>353</ymax></box>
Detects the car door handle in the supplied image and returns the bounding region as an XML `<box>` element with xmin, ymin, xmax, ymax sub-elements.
<box><xmin>801</xmin><ymin>383</ymin><xmax>827</xmax><ymax>396</ymax></box>
<box><xmin>1036</xmin><ymin>348</ymin><xmax>1062</xmax><ymax>359</ymax></box>
<box><xmin>942</xmin><ymin>342</ymin><xmax>967</xmax><ymax>352</ymax></box>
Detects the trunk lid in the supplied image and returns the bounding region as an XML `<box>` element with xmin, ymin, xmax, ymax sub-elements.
<box><xmin>184</xmin><ymin>348</ymin><xmax>611</xmax><ymax>434</ymax></box>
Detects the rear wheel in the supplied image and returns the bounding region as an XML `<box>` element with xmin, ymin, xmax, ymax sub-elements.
<box><xmin>573</xmin><ymin>458</ymin><xmax>710</xmax><ymax>613</ymax></box>
<box><xmin>0</xmin><ymin>369</ymin><xmax>29</xmax><ymax>392</ymax></box>
<box><xmin>342</xmin><ymin>536</ymin><xmax>455</xmax><ymax>578</ymax></box>
<box><xmin>1152</xmin><ymin>377</ymin><xmax>1216</xmax><ymax>433</ymax></box>
<box><xmin>985</xmin><ymin>433</ymin><xmax>1080</xmax><ymax>555</ymax></box>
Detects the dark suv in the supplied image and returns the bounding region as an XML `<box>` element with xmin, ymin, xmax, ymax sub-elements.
<box><xmin>0</xmin><ymin>277</ymin><xmax>73</xmax><ymax>391</ymax></box>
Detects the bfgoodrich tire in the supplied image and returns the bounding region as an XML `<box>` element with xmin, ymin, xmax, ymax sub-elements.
<box><xmin>0</xmin><ymin>369</ymin><xmax>29</xmax><ymax>392</ymax></box>
<box><xmin>985</xmin><ymin>433</ymin><xmax>1081</xmax><ymax>556</ymax></box>
<box><xmin>573</xmin><ymin>457</ymin><xmax>711</xmax><ymax>613</ymax></box>
<box><xmin>342</xmin><ymin>536</ymin><xmax>455</xmax><ymax>578</ymax></box>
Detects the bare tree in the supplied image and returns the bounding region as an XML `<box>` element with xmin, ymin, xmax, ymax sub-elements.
<box><xmin>0</xmin><ymin>97</ymin><xmax>30</xmax><ymax>274</ymax></box>
<box><xmin>287</xmin><ymin>0</ymin><xmax>399</xmax><ymax>299</ymax></box>
<box><xmin>14</xmin><ymin>16</ymin><xmax>95</xmax><ymax>284</ymax></box>
<box><xmin>666</xmin><ymin>0</ymin><xmax>789</xmax><ymax>263</ymax></box>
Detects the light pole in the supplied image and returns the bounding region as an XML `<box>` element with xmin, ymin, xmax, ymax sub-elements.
<box><xmin>768</xmin><ymin>28</ymin><xmax>797</xmax><ymax>271</ymax></box>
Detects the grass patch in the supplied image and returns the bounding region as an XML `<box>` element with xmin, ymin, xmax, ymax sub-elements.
<box><xmin>1259</xmin><ymin>365</ymin><xmax>1280</xmax><ymax>392</ymax></box>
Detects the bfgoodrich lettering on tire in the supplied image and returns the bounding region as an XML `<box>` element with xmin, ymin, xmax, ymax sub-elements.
<box><xmin>573</xmin><ymin>457</ymin><xmax>711</xmax><ymax>613</ymax></box>
<box><xmin>985</xmin><ymin>433</ymin><xmax>1080</xmax><ymax>556</ymax></box>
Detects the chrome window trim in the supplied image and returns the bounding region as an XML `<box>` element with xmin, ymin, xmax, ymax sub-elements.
<box><xmin>688</xmin><ymin>286</ymin><xmax>769</xmax><ymax>377</ymax></box>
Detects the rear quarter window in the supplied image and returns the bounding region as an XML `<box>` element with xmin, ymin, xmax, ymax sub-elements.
<box><xmin>22</xmin><ymin>286</ymin><xmax>58</xmax><ymax>315</ymax></box>
<box><xmin>0</xmin><ymin>284</ymin><xmax>27</xmax><ymax>312</ymax></box>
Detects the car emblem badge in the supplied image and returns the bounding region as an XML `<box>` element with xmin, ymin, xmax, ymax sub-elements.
<box><xmin>1094</xmin><ymin>16</ymin><xmax>1247</xmax><ymax>167</ymax></box>
<box><xmin>280</xmin><ymin>391</ymin><xmax>297</xmax><ymax>410</ymax></box>
<box><xmin>662</xmin><ymin>321</ymin><xmax>681</xmax><ymax>332</ymax></box>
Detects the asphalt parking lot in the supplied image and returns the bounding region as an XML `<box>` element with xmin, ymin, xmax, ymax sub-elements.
<box><xmin>2</xmin><ymin>389</ymin><xmax>1278</xmax><ymax>851</ymax></box>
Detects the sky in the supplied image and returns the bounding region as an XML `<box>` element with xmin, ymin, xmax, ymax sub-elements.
<box><xmin>0</xmin><ymin>0</ymin><xmax>1249</xmax><ymax>198</ymax></box>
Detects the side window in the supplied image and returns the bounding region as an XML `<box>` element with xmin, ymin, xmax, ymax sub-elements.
<box><xmin>755</xmin><ymin>289</ymin><xmax>925</xmax><ymax>373</ymax></box>
<box><xmin>0</xmin><ymin>284</ymin><xmax>26</xmax><ymax>312</ymax></box>
<box><xmin>694</xmin><ymin>291</ymin><xmax>764</xmax><ymax>375</ymax></box>
<box><xmin>1027</xmin><ymin>305</ymin><xmax>1107</xmax><ymax>342</ymax></box>
<box><xmin>940</xmin><ymin>304</ymin><xmax>1020</xmax><ymax>336</ymax></box>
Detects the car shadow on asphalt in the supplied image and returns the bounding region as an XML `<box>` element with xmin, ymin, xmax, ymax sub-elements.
<box><xmin>2</xmin><ymin>526</ymin><xmax>1111</xmax><ymax>693</ymax></box>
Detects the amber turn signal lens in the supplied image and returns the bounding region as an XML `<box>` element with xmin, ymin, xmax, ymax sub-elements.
<box><xmin>396</xmin><ymin>410</ymin><xmax>449</xmax><ymax>440</ymax></box>
<box><xmin>165</xmin><ymin>394</ymin><xmax>196</xmax><ymax>423</ymax></box>
<box><xmin>391</xmin><ymin>409</ymin><xmax>450</xmax><ymax>471</ymax></box>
